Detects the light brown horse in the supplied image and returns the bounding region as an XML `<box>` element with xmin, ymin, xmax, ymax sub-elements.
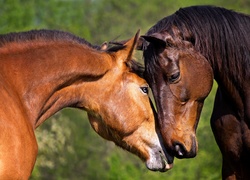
<box><xmin>0</xmin><ymin>29</ymin><xmax>172</xmax><ymax>179</ymax></box>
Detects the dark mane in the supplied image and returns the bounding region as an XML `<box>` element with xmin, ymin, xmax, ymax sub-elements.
<box><xmin>0</xmin><ymin>29</ymin><xmax>101</xmax><ymax>50</ymax></box>
<box><xmin>0</xmin><ymin>29</ymin><xmax>144</xmax><ymax>76</ymax></box>
<box><xmin>107</xmin><ymin>45</ymin><xmax>144</xmax><ymax>77</ymax></box>
<box><xmin>105</xmin><ymin>42</ymin><xmax>144</xmax><ymax>77</ymax></box>
<box><xmin>127</xmin><ymin>60</ymin><xmax>144</xmax><ymax>78</ymax></box>
<box><xmin>144</xmin><ymin>5</ymin><xmax>250</xmax><ymax>88</ymax></box>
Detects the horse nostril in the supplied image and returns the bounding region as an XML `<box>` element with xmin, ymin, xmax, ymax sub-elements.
<box><xmin>174</xmin><ymin>143</ymin><xmax>186</xmax><ymax>157</ymax></box>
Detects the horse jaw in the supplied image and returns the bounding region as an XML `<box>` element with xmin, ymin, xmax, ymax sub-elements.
<box><xmin>87</xmin><ymin>110</ymin><xmax>174</xmax><ymax>172</ymax></box>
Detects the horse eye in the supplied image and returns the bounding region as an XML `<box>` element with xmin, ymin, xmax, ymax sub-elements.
<box><xmin>168</xmin><ymin>72</ymin><xmax>180</xmax><ymax>83</ymax></box>
<box><xmin>140</xmin><ymin>86</ymin><xmax>149</xmax><ymax>94</ymax></box>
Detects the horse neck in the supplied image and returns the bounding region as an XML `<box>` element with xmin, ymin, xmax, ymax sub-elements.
<box><xmin>214</xmin><ymin>69</ymin><xmax>245</xmax><ymax>114</ymax></box>
<box><xmin>0</xmin><ymin>41</ymin><xmax>112</xmax><ymax>128</ymax></box>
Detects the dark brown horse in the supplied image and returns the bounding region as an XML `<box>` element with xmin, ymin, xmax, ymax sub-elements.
<box><xmin>140</xmin><ymin>6</ymin><xmax>250</xmax><ymax>179</ymax></box>
<box><xmin>0</xmin><ymin>29</ymin><xmax>172</xmax><ymax>179</ymax></box>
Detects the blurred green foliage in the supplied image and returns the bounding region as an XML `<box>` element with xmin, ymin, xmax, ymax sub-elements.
<box><xmin>1</xmin><ymin>0</ymin><xmax>250</xmax><ymax>179</ymax></box>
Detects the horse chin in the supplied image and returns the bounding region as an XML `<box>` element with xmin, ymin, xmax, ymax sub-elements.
<box><xmin>145</xmin><ymin>159</ymin><xmax>173</xmax><ymax>172</ymax></box>
<box><xmin>145</xmin><ymin>148</ymin><xmax>174</xmax><ymax>172</ymax></box>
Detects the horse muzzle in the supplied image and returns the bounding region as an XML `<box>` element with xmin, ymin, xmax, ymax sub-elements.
<box><xmin>145</xmin><ymin>146</ymin><xmax>174</xmax><ymax>172</ymax></box>
<box><xmin>146</xmin><ymin>155</ymin><xmax>173</xmax><ymax>172</ymax></box>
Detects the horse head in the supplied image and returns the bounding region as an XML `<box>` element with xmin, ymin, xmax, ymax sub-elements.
<box><xmin>141</xmin><ymin>30</ymin><xmax>213</xmax><ymax>158</ymax></box>
<box><xmin>82</xmin><ymin>31</ymin><xmax>173</xmax><ymax>171</ymax></box>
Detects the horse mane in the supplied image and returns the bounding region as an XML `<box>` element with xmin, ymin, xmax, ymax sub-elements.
<box><xmin>0</xmin><ymin>29</ymin><xmax>144</xmax><ymax>77</ymax></box>
<box><xmin>145</xmin><ymin>5</ymin><xmax>250</xmax><ymax>88</ymax></box>
<box><xmin>126</xmin><ymin>59</ymin><xmax>144</xmax><ymax>78</ymax></box>
<box><xmin>0</xmin><ymin>29</ymin><xmax>101</xmax><ymax>50</ymax></box>
<box><xmin>104</xmin><ymin>43</ymin><xmax>144</xmax><ymax>77</ymax></box>
<box><xmin>107</xmin><ymin>44</ymin><xmax>144</xmax><ymax>77</ymax></box>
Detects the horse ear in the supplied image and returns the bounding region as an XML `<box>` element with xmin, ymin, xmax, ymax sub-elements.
<box><xmin>100</xmin><ymin>41</ymin><xmax>108</xmax><ymax>50</ymax></box>
<box><xmin>141</xmin><ymin>33</ymin><xmax>167</xmax><ymax>48</ymax></box>
<box><xmin>136</xmin><ymin>37</ymin><xmax>146</xmax><ymax>50</ymax></box>
<box><xmin>123</xmin><ymin>29</ymin><xmax>140</xmax><ymax>62</ymax></box>
<box><xmin>114</xmin><ymin>30</ymin><xmax>140</xmax><ymax>63</ymax></box>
